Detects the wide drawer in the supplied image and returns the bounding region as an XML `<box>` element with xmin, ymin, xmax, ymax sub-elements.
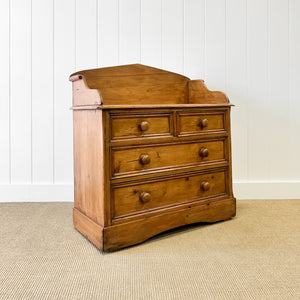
<box><xmin>112</xmin><ymin>139</ymin><xmax>226</xmax><ymax>177</ymax></box>
<box><xmin>110</xmin><ymin>112</ymin><xmax>173</xmax><ymax>141</ymax></box>
<box><xmin>177</xmin><ymin>110</ymin><xmax>226</xmax><ymax>136</ymax></box>
<box><xmin>112</xmin><ymin>169</ymin><xmax>228</xmax><ymax>218</ymax></box>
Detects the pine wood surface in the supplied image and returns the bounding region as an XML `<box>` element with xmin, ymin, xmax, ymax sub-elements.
<box><xmin>71</xmin><ymin>64</ymin><xmax>236</xmax><ymax>251</ymax></box>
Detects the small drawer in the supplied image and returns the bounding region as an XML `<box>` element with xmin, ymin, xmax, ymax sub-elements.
<box><xmin>110</xmin><ymin>112</ymin><xmax>173</xmax><ymax>141</ymax></box>
<box><xmin>112</xmin><ymin>139</ymin><xmax>226</xmax><ymax>177</ymax></box>
<box><xmin>177</xmin><ymin>111</ymin><xmax>226</xmax><ymax>136</ymax></box>
<box><xmin>112</xmin><ymin>169</ymin><xmax>227</xmax><ymax>218</ymax></box>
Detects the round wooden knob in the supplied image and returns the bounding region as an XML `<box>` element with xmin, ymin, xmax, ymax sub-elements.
<box><xmin>139</xmin><ymin>154</ymin><xmax>150</xmax><ymax>165</ymax></box>
<box><xmin>139</xmin><ymin>121</ymin><xmax>149</xmax><ymax>132</ymax></box>
<box><xmin>199</xmin><ymin>118</ymin><xmax>209</xmax><ymax>128</ymax></box>
<box><xmin>140</xmin><ymin>192</ymin><xmax>151</xmax><ymax>203</ymax></box>
<box><xmin>199</xmin><ymin>147</ymin><xmax>209</xmax><ymax>157</ymax></box>
<box><xmin>201</xmin><ymin>181</ymin><xmax>210</xmax><ymax>192</ymax></box>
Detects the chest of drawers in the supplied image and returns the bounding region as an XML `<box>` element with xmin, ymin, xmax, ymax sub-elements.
<box><xmin>70</xmin><ymin>64</ymin><xmax>236</xmax><ymax>251</ymax></box>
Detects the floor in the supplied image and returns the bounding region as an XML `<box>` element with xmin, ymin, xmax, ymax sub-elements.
<box><xmin>0</xmin><ymin>200</ymin><xmax>299</xmax><ymax>299</ymax></box>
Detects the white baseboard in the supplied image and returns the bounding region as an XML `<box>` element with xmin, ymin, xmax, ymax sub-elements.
<box><xmin>0</xmin><ymin>182</ymin><xmax>299</xmax><ymax>202</ymax></box>
<box><xmin>0</xmin><ymin>184</ymin><xmax>73</xmax><ymax>202</ymax></box>
<box><xmin>234</xmin><ymin>181</ymin><xmax>300</xmax><ymax>199</ymax></box>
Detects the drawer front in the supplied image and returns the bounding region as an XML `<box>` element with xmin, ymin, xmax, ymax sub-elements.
<box><xmin>110</xmin><ymin>112</ymin><xmax>173</xmax><ymax>141</ymax></box>
<box><xmin>112</xmin><ymin>139</ymin><xmax>226</xmax><ymax>177</ymax></box>
<box><xmin>112</xmin><ymin>169</ymin><xmax>227</xmax><ymax>218</ymax></box>
<box><xmin>177</xmin><ymin>111</ymin><xmax>226</xmax><ymax>136</ymax></box>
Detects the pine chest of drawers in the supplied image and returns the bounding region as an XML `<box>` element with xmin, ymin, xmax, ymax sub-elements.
<box><xmin>70</xmin><ymin>64</ymin><xmax>236</xmax><ymax>252</ymax></box>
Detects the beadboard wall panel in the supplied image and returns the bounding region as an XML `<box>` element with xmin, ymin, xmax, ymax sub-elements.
<box><xmin>53</xmin><ymin>0</ymin><xmax>75</xmax><ymax>183</ymax></box>
<box><xmin>289</xmin><ymin>0</ymin><xmax>300</xmax><ymax>179</ymax></box>
<box><xmin>0</xmin><ymin>0</ymin><xmax>10</xmax><ymax>183</ymax></box>
<box><xmin>162</xmin><ymin>0</ymin><xmax>184</xmax><ymax>74</ymax></box>
<box><xmin>32</xmin><ymin>0</ymin><xmax>54</xmax><ymax>183</ymax></box>
<box><xmin>141</xmin><ymin>0</ymin><xmax>162</xmax><ymax>67</ymax></box>
<box><xmin>183</xmin><ymin>0</ymin><xmax>205</xmax><ymax>79</ymax></box>
<box><xmin>247</xmin><ymin>0</ymin><xmax>269</xmax><ymax>181</ymax></box>
<box><xmin>226</xmin><ymin>0</ymin><xmax>248</xmax><ymax>181</ymax></box>
<box><xmin>10</xmin><ymin>0</ymin><xmax>32</xmax><ymax>184</ymax></box>
<box><xmin>98</xmin><ymin>0</ymin><xmax>119</xmax><ymax>67</ymax></box>
<box><xmin>1</xmin><ymin>0</ymin><xmax>300</xmax><ymax>201</ymax></box>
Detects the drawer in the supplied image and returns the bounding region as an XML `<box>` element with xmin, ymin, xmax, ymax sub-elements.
<box><xmin>112</xmin><ymin>139</ymin><xmax>226</xmax><ymax>177</ymax></box>
<box><xmin>112</xmin><ymin>169</ymin><xmax>228</xmax><ymax>218</ymax></box>
<box><xmin>177</xmin><ymin>111</ymin><xmax>226</xmax><ymax>136</ymax></box>
<box><xmin>110</xmin><ymin>112</ymin><xmax>173</xmax><ymax>141</ymax></box>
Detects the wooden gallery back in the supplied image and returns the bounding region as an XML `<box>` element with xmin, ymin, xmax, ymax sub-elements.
<box><xmin>69</xmin><ymin>64</ymin><xmax>236</xmax><ymax>252</ymax></box>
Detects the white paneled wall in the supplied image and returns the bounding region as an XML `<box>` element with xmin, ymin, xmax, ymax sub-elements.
<box><xmin>0</xmin><ymin>0</ymin><xmax>300</xmax><ymax>201</ymax></box>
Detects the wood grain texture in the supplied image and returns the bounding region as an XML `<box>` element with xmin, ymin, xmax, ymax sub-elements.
<box><xmin>189</xmin><ymin>80</ymin><xmax>229</xmax><ymax>104</ymax></box>
<box><xmin>70</xmin><ymin>64</ymin><xmax>235</xmax><ymax>106</ymax></box>
<box><xmin>71</xmin><ymin>64</ymin><xmax>235</xmax><ymax>251</ymax></box>
<box><xmin>177</xmin><ymin>110</ymin><xmax>226</xmax><ymax>136</ymax></box>
<box><xmin>112</xmin><ymin>139</ymin><xmax>226</xmax><ymax>177</ymax></box>
<box><xmin>112</xmin><ymin>169</ymin><xmax>227</xmax><ymax>218</ymax></box>
<box><xmin>73</xmin><ymin>208</ymin><xmax>103</xmax><ymax>250</ymax></box>
<box><xmin>73</xmin><ymin>110</ymin><xmax>105</xmax><ymax>226</ymax></box>
<box><xmin>110</xmin><ymin>112</ymin><xmax>173</xmax><ymax>140</ymax></box>
<box><xmin>71</xmin><ymin>76</ymin><xmax>101</xmax><ymax>106</ymax></box>
<box><xmin>104</xmin><ymin>197</ymin><xmax>236</xmax><ymax>252</ymax></box>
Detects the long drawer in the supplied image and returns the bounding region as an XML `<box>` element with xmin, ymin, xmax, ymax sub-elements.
<box><xmin>112</xmin><ymin>168</ymin><xmax>228</xmax><ymax>219</ymax></box>
<box><xmin>111</xmin><ymin>139</ymin><xmax>226</xmax><ymax>177</ymax></box>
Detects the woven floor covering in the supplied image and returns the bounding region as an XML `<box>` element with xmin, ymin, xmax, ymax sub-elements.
<box><xmin>0</xmin><ymin>200</ymin><xmax>299</xmax><ymax>300</ymax></box>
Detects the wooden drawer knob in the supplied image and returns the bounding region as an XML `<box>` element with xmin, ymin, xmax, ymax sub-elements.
<box><xmin>199</xmin><ymin>147</ymin><xmax>209</xmax><ymax>157</ymax></box>
<box><xmin>199</xmin><ymin>118</ymin><xmax>209</xmax><ymax>128</ymax></box>
<box><xmin>139</xmin><ymin>121</ymin><xmax>149</xmax><ymax>132</ymax></box>
<box><xmin>140</xmin><ymin>192</ymin><xmax>151</xmax><ymax>203</ymax></box>
<box><xmin>201</xmin><ymin>181</ymin><xmax>210</xmax><ymax>192</ymax></box>
<box><xmin>139</xmin><ymin>154</ymin><xmax>151</xmax><ymax>165</ymax></box>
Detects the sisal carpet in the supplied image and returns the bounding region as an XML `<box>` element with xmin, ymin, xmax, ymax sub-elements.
<box><xmin>0</xmin><ymin>200</ymin><xmax>299</xmax><ymax>299</ymax></box>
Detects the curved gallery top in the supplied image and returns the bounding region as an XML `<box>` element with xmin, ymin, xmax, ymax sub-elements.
<box><xmin>69</xmin><ymin>64</ymin><xmax>231</xmax><ymax>108</ymax></box>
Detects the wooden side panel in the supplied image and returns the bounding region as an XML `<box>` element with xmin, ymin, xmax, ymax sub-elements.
<box><xmin>73</xmin><ymin>110</ymin><xmax>105</xmax><ymax>226</ymax></box>
<box><xmin>73</xmin><ymin>208</ymin><xmax>103</xmax><ymax>250</ymax></box>
<box><xmin>71</xmin><ymin>77</ymin><xmax>101</xmax><ymax>106</ymax></box>
<box><xmin>189</xmin><ymin>80</ymin><xmax>229</xmax><ymax>104</ymax></box>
